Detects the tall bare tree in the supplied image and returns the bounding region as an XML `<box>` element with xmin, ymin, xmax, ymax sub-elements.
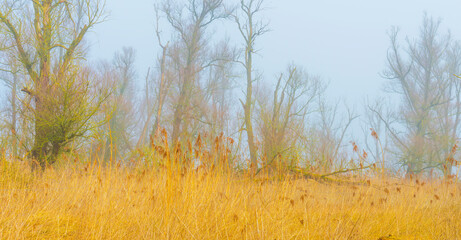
<box><xmin>151</xmin><ymin>11</ymin><xmax>169</xmax><ymax>140</ymax></box>
<box><xmin>378</xmin><ymin>14</ymin><xmax>461</xmax><ymax>177</ymax></box>
<box><xmin>0</xmin><ymin>0</ymin><xmax>106</xmax><ymax>169</ymax></box>
<box><xmin>203</xmin><ymin>42</ymin><xmax>235</xmax><ymax>138</ymax></box>
<box><xmin>156</xmin><ymin>0</ymin><xmax>232</xmax><ymax>146</ymax></box>
<box><xmin>234</xmin><ymin>0</ymin><xmax>268</xmax><ymax>172</ymax></box>
<box><xmin>135</xmin><ymin>10</ymin><xmax>170</xmax><ymax>150</ymax></box>
<box><xmin>102</xmin><ymin>47</ymin><xmax>137</xmax><ymax>161</ymax></box>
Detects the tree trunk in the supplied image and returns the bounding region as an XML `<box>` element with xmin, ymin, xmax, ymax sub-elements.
<box><xmin>245</xmin><ymin>50</ymin><xmax>258</xmax><ymax>173</ymax></box>
<box><xmin>11</xmin><ymin>73</ymin><xmax>17</xmax><ymax>158</ymax></box>
<box><xmin>172</xmin><ymin>88</ymin><xmax>186</xmax><ymax>145</ymax></box>
<box><xmin>31</xmin><ymin>101</ymin><xmax>49</xmax><ymax>171</ymax></box>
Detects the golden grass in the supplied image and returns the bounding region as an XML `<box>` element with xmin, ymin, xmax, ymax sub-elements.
<box><xmin>0</xmin><ymin>160</ymin><xmax>460</xmax><ymax>240</ymax></box>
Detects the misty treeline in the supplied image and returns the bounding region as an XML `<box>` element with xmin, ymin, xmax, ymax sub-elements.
<box><xmin>0</xmin><ymin>0</ymin><xmax>459</xmax><ymax>178</ymax></box>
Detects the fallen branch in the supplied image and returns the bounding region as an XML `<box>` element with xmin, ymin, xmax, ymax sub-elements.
<box><xmin>254</xmin><ymin>147</ymin><xmax>295</xmax><ymax>176</ymax></box>
<box><xmin>320</xmin><ymin>164</ymin><xmax>374</xmax><ymax>178</ymax></box>
<box><xmin>288</xmin><ymin>164</ymin><xmax>375</xmax><ymax>185</ymax></box>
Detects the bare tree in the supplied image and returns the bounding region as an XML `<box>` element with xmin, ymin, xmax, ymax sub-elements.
<box><xmin>156</xmin><ymin>0</ymin><xmax>231</xmax><ymax>147</ymax></box>
<box><xmin>0</xmin><ymin>0</ymin><xmax>107</xmax><ymax>169</ymax></box>
<box><xmin>102</xmin><ymin>47</ymin><xmax>137</xmax><ymax>161</ymax></box>
<box><xmin>363</xmin><ymin>99</ymin><xmax>389</xmax><ymax>171</ymax></box>
<box><xmin>309</xmin><ymin>98</ymin><xmax>357</xmax><ymax>172</ymax></box>
<box><xmin>203</xmin><ymin>41</ymin><xmax>235</xmax><ymax>138</ymax></box>
<box><xmin>234</xmin><ymin>0</ymin><xmax>268</xmax><ymax>172</ymax></box>
<box><xmin>377</xmin><ymin>14</ymin><xmax>461</xmax><ymax>177</ymax></box>
<box><xmin>149</xmin><ymin>9</ymin><xmax>170</xmax><ymax>141</ymax></box>
<box><xmin>0</xmin><ymin>54</ymin><xmax>24</xmax><ymax>158</ymax></box>
<box><xmin>257</xmin><ymin>65</ymin><xmax>322</xmax><ymax>171</ymax></box>
<box><xmin>135</xmin><ymin>11</ymin><xmax>170</xmax><ymax>150</ymax></box>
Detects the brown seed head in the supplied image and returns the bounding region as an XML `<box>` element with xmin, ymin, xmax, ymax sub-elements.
<box><xmin>370</xmin><ymin>128</ymin><xmax>379</xmax><ymax>140</ymax></box>
<box><xmin>384</xmin><ymin>188</ymin><xmax>390</xmax><ymax>194</ymax></box>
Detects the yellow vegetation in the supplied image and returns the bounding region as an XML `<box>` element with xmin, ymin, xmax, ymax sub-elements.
<box><xmin>0</xmin><ymin>159</ymin><xmax>460</xmax><ymax>240</ymax></box>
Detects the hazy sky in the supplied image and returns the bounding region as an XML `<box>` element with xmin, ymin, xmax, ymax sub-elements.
<box><xmin>89</xmin><ymin>0</ymin><xmax>461</xmax><ymax>106</ymax></box>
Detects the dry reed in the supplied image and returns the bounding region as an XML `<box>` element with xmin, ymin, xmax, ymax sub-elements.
<box><xmin>0</xmin><ymin>157</ymin><xmax>460</xmax><ymax>240</ymax></box>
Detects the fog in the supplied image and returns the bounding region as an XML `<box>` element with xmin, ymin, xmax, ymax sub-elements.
<box><xmin>1</xmin><ymin>0</ymin><xmax>461</xmax><ymax>176</ymax></box>
<box><xmin>90</xmin><ymin>0</ymin><xmax>461</xmax><ymax>104</ymax></box>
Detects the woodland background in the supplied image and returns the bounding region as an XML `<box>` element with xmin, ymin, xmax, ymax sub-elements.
<box><xmin>0</xmin><ymin>0</ymin><xmax>460</xmax><ymax>178</ymax></box>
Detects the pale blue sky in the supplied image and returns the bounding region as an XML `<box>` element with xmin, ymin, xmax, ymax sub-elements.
<box><xmin>89</xmin><ymin>0</ymin><xmax>461</xmax><ymax>105</ymax></box>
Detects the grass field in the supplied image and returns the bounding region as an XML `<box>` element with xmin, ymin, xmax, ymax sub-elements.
<box><xmin>0</xmin><ymin>159</ymin><xmax>460</xmax><ymax>240</ymax></box>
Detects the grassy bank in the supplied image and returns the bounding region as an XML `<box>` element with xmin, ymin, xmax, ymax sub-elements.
<box><xmin>0</xmin><ymin>160</ymin><xmax>460</xmax><ymax>239</ymax></box>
